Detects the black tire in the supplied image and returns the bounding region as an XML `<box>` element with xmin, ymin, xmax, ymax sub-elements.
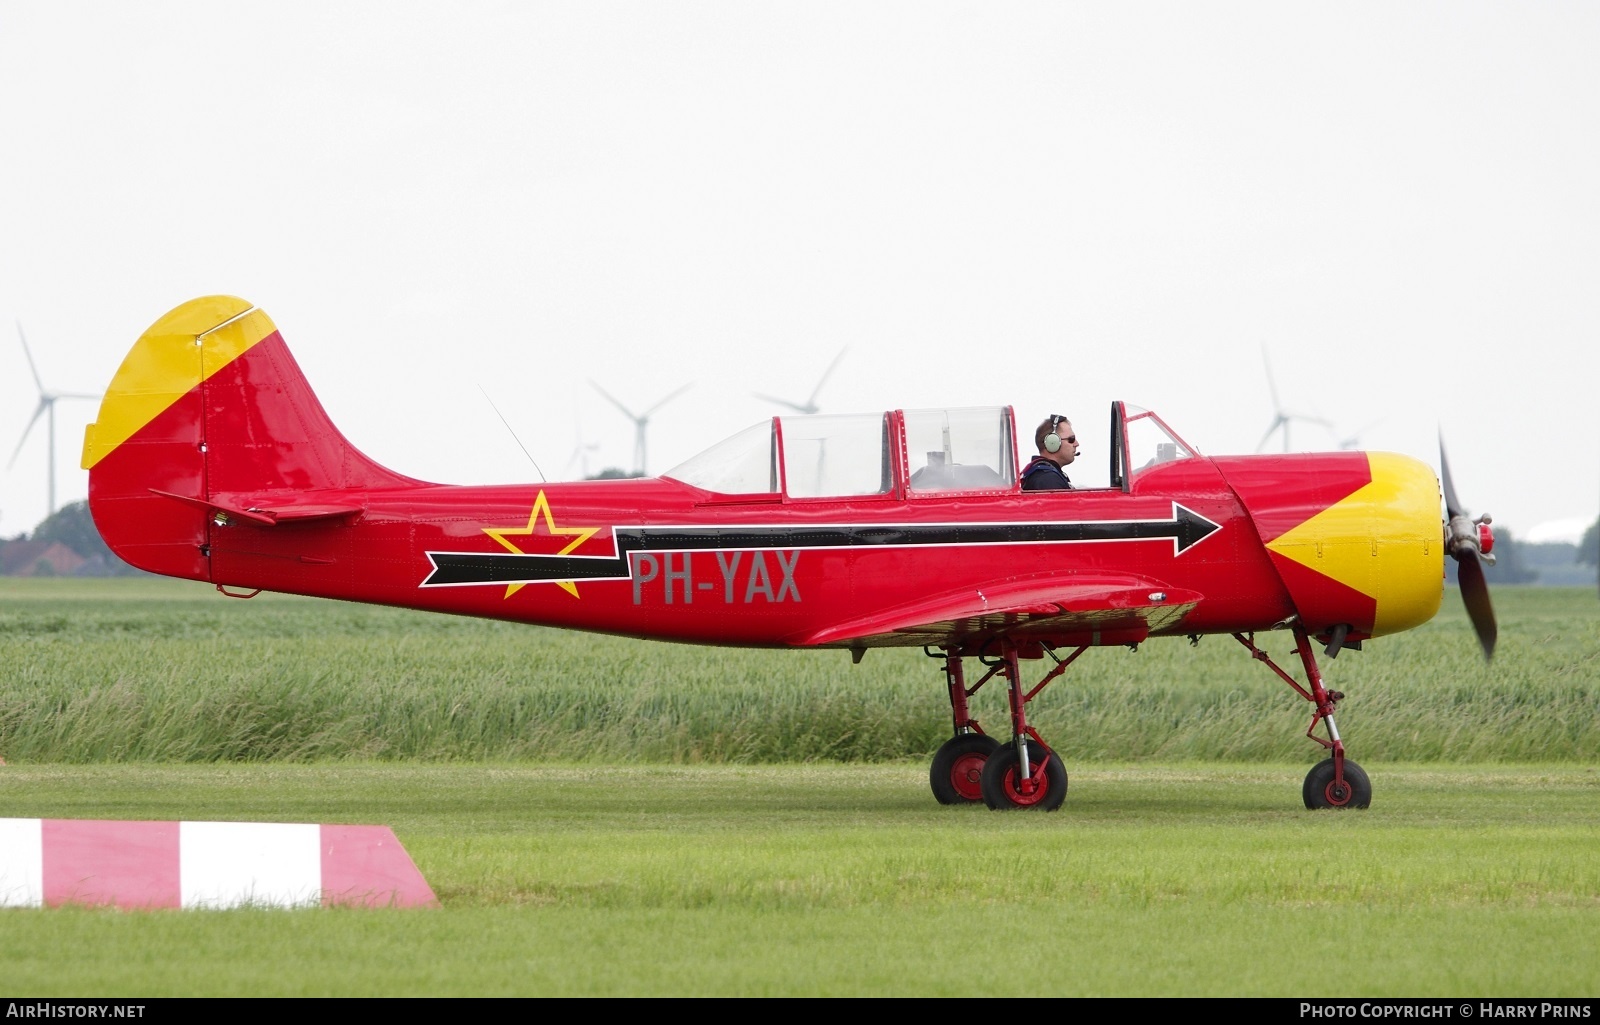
<box><xmin>1303</xmin><ymin>757</ymin><xmax>1372</xmax><ymax>809</ymax></box>
<box><xmin>979</xmin><ymin>739</ymin><xmax>1067</xmax><ymax>811</ymax></box>
<box><xmin>929</xmin><ymin>733</ymin><xmax>1001</xmax><ymax>805</ymax></box>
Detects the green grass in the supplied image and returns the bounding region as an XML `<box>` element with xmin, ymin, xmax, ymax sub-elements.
<box><xmin>2</xmin><ymin>762</ymin><xmax>1598</xmax><ymax>996</ymax></box>
<box><xmin>2</xmin><ymin>579</ymin><xmax>1596</xmax><ymax>764</ymax></box>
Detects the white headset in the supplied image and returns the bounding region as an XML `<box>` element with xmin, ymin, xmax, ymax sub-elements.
<box><xmin>1043</xmin><ymin>415</ymin><xmax>1066</xmax><ymax>453</ymax></box>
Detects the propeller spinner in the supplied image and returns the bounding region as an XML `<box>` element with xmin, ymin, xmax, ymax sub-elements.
<box><xmin>1440</xmin><ymin>435</ymin><xmax>1497</xmax><ymax>660</ymax></box>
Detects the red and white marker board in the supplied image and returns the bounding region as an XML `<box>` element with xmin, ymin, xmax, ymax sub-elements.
<box><xmin>0</xmin><ymin>819</ymin><xmax>437</xmax><ymax>909</ymax></box>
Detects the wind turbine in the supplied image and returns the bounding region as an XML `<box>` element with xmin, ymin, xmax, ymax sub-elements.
<box><xmin>566</xmin><ymin>411</ymin><xmax>600</xmax><ymax>480</ymax></box>
<box><xmin>8</xmin><ymin>322</ymin><xmax>102</xmax><ymax>518</ymax></box>
<box><xmin>1256</xmin><ymin>346</ymin><xmax>1332</xmax><ymax>453</ymax></box>
<box><xmin>754</xmin><ymin>346</ymin><xmax>847</xmax><ymax>415</ymax></box>
<box><xmin>588</xmin><ymin>379</ymin><xmax>693</xmax><ymax>477</ymax></box>
<box><xmin>1337</xmin><ymin>418</ymin><xmax>1384</xmax><ymax>451</ymax></box>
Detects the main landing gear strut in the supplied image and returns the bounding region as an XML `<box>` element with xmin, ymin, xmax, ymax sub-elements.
<box><xmin>926</xmin><ymin>623</ymin><xmax>1372</xmax><ymax>811</ymax></box>
<box><xmin>927</xmin><ymin>639</ymin><xmax>1076</xmax><ymax>811</ymax></box>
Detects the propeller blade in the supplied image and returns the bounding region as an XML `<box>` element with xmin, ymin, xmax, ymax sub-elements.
<box><xmin>8</xmin><ymin>401</ymin><xmax>47</xmax><ymax>469</ymax></box>
<box><xmin>1438</xmin><ymin>433</ymin><xmax>1464</xmax><ymax>520</ymax></box>
<box><xmin>1438</xmin><ymin>430</ymin><xmax>1496</xmax><ymax>659</ymax></box>
<box><xmin>1455</xmin><ymin>552</ymin><xmax>1498</xmax><ymax>661</ymax></box>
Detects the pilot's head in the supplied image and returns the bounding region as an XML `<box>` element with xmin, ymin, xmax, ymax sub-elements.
<box><xmin>1035</xmin><ymin>415</ymin><xmax>1079</xmax><ymax>466</ymax></box>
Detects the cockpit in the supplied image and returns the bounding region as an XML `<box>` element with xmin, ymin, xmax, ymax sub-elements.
<box><xmin>1112</xmin><ymin>403</ymin><xmax>1200</xmax><ymax>489</ymax></box>
<box><xmin>662</xmin><ymin>402</ymin><xmax>1200</xmax><ymax>499</ymax></box>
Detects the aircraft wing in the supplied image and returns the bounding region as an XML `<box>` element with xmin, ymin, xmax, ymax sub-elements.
<box><xmin>795</xmin><ymin>573</ymin><xmax>1203</xmax><ymax>649</ymax></box>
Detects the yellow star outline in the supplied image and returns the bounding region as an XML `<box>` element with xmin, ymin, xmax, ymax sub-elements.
<box><xmin>483</xmin><ymin>490</ymin><xmax>601</xmax><ymax>599</ymax></box>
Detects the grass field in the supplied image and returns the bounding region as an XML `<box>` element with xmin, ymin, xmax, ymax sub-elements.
<box><xmin>3</xmin><ymin>762</ymin><xmax>1600</xmax><ymax>997</ymax></box>
<box><xmin>0</xmin><ymin>579</ymin><xmax>1597</xmax><ymax>996</ymax></box>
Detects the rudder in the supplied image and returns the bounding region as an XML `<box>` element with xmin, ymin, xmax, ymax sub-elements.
<box><xmin>82</xmin><ymin>296</ymin><xmax>413</xmax><ymax>580</ymax></box>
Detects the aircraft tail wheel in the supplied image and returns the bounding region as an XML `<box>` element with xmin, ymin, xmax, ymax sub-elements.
<box><xmin>929</xmin><ymin>734</ymin><xmax>1000</xmax><ymax>804</ymax></box>
<box><xmin>979</xmin><ymin>739</ymin><xmax>1067</xmax><ymax>811</ymax></box>
<box><xmin>1303</xmin><ymin>758</ymin><xmax>1372</xmax><ymax>809</ymax></box>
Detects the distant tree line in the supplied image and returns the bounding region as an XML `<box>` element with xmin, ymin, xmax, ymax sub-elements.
<box><xmin>1445</xmin><ymin>520</ymin><xmax>1597</xmax><ymax>587</ymax></box>
<box><xmin>0</xmin><ymin>501</ymin><xmax>144</xmax><ymax>576</ymax></box>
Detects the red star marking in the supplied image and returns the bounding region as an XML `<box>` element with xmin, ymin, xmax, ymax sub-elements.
<box><xmin>482</xmin><ymin>490</ymin><xmax>600</xmax><ymax>599</ymax></box>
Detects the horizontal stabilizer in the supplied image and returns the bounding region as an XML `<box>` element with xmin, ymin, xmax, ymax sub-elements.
<box><xmin>150</xmin><ymin>488</ymin><xmax>365</xmax><ymax>526</ymax></box>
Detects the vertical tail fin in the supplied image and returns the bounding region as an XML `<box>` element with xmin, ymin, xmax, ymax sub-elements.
<box><xmin>82</xmin><ymin>296</ymin><xmax>414</xmax><ymax>580</ymax></box>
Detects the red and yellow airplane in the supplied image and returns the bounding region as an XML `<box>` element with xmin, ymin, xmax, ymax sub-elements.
<box><xmin>81</xmin><ymin>296</ymin><xmax>1498</xmax><ymax>811</ymax></box>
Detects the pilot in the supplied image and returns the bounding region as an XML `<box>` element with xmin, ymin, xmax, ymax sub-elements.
<box><xmin>1021</xmin><ymin>414</ymin><xmax>1078</xmax><ymax>491</ymax></box>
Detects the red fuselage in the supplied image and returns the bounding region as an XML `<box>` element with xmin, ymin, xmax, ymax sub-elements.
<box><xmin>84</xmin><ymin>297</ymin><xmax>1446</xmax><ymax>657</ymax></box>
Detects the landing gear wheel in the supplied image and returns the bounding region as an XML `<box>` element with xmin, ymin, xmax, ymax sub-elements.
<box><xmin>1303</xmin><ymin>758</ymin><xmax>1372</xmax><ymax>809</ymax></box>
<box><xmin>980</xmin><ymin>739</ymin><xmax>1067</xmax><ymax>811</ymax></box>
<box><xmin>930</xmin><ymin>734</ymin><xmax>1000</xmax><ymax>804</ymax></box>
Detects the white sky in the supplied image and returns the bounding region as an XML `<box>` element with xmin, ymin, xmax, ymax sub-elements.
<box><xmin>2</xmin><ymin>2</ymin><xmax>1597</xmax><ymax>543</ymax></box>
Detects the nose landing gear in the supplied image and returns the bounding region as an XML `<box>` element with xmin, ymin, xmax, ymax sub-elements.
<box><xmin>1303</xmin><ymin>757</ymin><xmax>1372</xmax><ymax>809</ymax></box>
<box><xmin>1236</xmin><ymin>625</ymin><xmax>1371</xmax><ymax>810</ymax></box>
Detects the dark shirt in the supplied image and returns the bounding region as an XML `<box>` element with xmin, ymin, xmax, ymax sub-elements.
<box><xmin>1021</xmin><ymin>456</ymin><xmax>1072</xmax><ymax>491</ymax></box>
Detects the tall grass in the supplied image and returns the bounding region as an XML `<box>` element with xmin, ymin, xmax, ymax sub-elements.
<box><xmin>1</xmin><ymin>578</ymin><xmax>1595</xmax><ymax>764</ymax></box>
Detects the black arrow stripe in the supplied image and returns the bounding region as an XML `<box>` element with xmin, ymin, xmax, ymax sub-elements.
<box><xmin>420</xmin><ymin>503</ymin><xmax>1221</xmax><ymax>587</ymax></box>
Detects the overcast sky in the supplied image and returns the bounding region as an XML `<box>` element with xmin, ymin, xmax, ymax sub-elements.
<box><xmin>3</xmin><ymin>2</ymin><xmax>1596</xmax><ymax>544</ymax></box>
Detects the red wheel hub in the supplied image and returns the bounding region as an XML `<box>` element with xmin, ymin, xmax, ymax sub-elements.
<box><xmin>1003</xmin><ymin>764</ymin><xmax>1052</xmax><ymax>807</ymax></box>
<box><xmin>949</xmin><ymin>752</ymin><xmax>987</xmax><ymax>801</ymax></box>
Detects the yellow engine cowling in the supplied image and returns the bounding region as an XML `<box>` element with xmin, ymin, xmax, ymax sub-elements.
<box><xmin>1219</xmin><ymin>451</ymin><xmax>1444</xmax><ymax>641</ymax></box>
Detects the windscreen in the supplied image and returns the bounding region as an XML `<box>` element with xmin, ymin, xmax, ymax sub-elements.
<box><xmin>1124</xmin><ymin>404</ymin><xmax>1198</xmax><ymax>482</ymax></box>
<box><xmin>662</xmin><ymin>420</ymin><xmax>778</xmax><ymax>494</ymax></box>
